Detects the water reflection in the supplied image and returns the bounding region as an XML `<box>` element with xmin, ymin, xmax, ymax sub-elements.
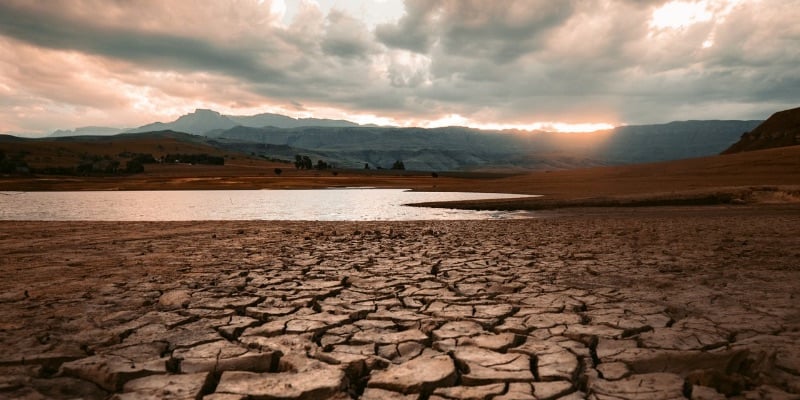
<box><xmin>0</xmin><ymin>189</ymin><xmax>534</xmax><ymax>221</ymax></box>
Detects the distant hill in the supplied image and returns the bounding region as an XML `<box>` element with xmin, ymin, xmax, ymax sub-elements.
<box><xmin>50</xmin><ymin>126</ymin><xmax>128</xmax><ymax>137</ymax></box>
<box><xmin>125</xmin><ymin>109</ymin><xmax>361</xmax><ymax>136</ymax></box>
<box><xmin>0</xmin><ymin>130</ymin><xmax>235</xmax><ymax>172</ymax></box>
<box><xmin>722</xmin><ymin>106</ymin><xmax>800</xmax><ymax>154</ymax></box>
<box><xmin>596</xmin><ymin>120</ymin><xmax>762</xmax><ymax>163</ymax></box>
<box><xmin>126</xmin><ymin>109</ymin><xmax>238</xmax><ymax>135</ymax></box>
<box><xmin>226</xmin><ymin>113</ymin><xmax>358</xmax><ymax>130</ymax></box>
<box><xmin>215</xmin><ymin>126</ymin><xmax>530</xmax><ymax>170</ymax></box>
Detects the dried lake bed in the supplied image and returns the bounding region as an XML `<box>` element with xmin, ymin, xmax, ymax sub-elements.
<box><xmin>1</xmin><ymin>205</ymin><xmax>799</xmax><ymax>399</ymax></box>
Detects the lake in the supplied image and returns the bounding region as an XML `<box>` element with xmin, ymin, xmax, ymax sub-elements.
<box><xmin>0</xmin><ymin>189</ymin><xmax>534</xmax><ymax>221</ymax></box>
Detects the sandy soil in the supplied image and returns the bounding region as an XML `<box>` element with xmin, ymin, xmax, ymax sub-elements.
<box><xmin>1</xmin><ymin>205</ymin><xmax>799</xmax><ymax>399</ymax></box>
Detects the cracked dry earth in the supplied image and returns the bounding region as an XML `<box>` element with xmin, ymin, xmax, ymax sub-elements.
<box><xmin>1</xmin><ymin>206</ymin><xmax>799</xmax><ymax>399</ymax></box>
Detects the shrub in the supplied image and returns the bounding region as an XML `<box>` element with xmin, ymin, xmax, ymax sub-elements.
<box><xmin>125</xmin><ymin>160</ymin><xmax>145</xmax><ymax>173</ymax></box>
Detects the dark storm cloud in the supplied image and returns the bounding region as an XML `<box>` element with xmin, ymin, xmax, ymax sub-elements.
<box><xmin>438</xmin><ymin>1</ymin><xmax>575</xmax><ymax>63</ymax></box>
<box><xmin>375</xmin><ymin>0</ymin><xmax>440</xmax><ymax>53</ymax></box>
<box><xmin>402</xmin><ymin>0</ymin><xmax>800</xmax><ymax>123</ymax></box>
<box><xmin>321</xmin><ymin>11</ymin><xmax>377</xmax><ymax>59</ymax></box>
<box><xmin>1</xmin><ymin>0</ymin><xmax>799</xmax><ymax>134</ymax></box>
<box><xmin>377</xmin><ymin>0</ymin><xmax>575</xmax><ymax>63</ymax></box>
<box><xmin>0</xmin><ymin>2</ymin><xmax>286</xmax><ymax>82</ymax></box>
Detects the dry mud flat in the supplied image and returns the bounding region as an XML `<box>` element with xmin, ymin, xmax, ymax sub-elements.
<box><xmin>1</xmin><ymin>206</ymin><xmax>799</xmax><ymax>399</ymax></box>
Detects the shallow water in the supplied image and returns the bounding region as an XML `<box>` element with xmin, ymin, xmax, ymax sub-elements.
<box><xmin>0</xmin><ymin>189</ymin><xmax>534</xmax><ymax>221</ymax></box>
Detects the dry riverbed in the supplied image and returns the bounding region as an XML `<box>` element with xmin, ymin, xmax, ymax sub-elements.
<box><xmin>1</xmin><ymin>205</ymin><xmax>799</xmax><ymax>399</ymax></box>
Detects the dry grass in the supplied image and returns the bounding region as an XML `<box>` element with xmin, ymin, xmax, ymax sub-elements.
<box><xmin>2</xmin><ymin>139</ymin><xmax>800</xmax><ymax>209</ymax></box>
<box><xmin>0</xmin><ymin>135</ymin><xmax>247</xmax><ymax>169</ymax></box>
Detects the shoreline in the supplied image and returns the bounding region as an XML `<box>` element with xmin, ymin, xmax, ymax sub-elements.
<box><xmin>409</xmin><ymin>185</ymin><xmax>800</xmax><ymax>210</ymax></box>
<box><xmin>3</xmin><ymin>182</ymin><xmax>798</xmax><ymax>213</ymax></box>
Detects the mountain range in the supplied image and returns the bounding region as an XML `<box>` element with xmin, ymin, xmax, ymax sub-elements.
<box><xmin>50</xmin><ymin>126</ymin><xmax>129</xmax><ymax>137</ymax></box>
<box><xmin>124</xmin><ymin>109</ymin><xmax>359</xmax><ymax>136</ymax></box>
<box><xmin>43</xmin><ymin>109</ymin><xmax>764</xmax><ymax>171</ymax></box>
<box><xmin>208</xmin><ymin>120</ymin><xmax>761</xmax><ymax>170</ymax></box>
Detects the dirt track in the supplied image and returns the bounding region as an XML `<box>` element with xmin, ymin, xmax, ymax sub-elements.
<box><xmin>1</xmin><ymin>206</ymin><xmax>799</xmax><ymax>399</ymax></box>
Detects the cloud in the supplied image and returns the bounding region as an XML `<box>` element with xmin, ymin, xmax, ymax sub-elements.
<box><xmin>0</xmin><ymin>1</ymin><xmax>286</xmax><ymax>82</ymax></box>
<box><xmin>322</xmin><ymin>10</ymin><xmax>377</xmax><ymax>59</ymax></box>
<box><xmin>375</xmin><ymin>0</ymin><xmax>440</xmax><ymax>53</ymax></box>
<box><xmin>0</xmin><ymin>0</ymin><xmax>798</xmax><ymax>135</ymax></box>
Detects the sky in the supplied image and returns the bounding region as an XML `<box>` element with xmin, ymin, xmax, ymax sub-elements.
<box><xmin>0</xmin><ymin>0</ymin><xmax>798</xmax><ymax>136</ymax></box>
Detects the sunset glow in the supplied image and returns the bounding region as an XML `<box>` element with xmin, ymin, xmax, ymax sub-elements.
<box><xmin>415</xmin><ymin>114</ymin><xmax>615</xmax><ymax>132</ymax></box>
<box><xmin>650</xmin><ymin>1</ymin><xmax>713</xmax><ymax>29</ymax></box>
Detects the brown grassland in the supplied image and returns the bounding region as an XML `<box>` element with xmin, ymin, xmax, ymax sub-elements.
<box><xmin>2</xmin><ymin>139</ymin><xmax>799</xmax><ymax>210</ymax></box>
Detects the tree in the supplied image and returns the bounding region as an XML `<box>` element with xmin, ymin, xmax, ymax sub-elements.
<box><xmin>274</xmin><ymin>168</ymin><xmax>283</xmax><ymax>175</ymax></box>
<box><xmin>302</xmin><ymin>156</ymin><xmax>312</xmax><ymax>169</ymax></box>
<box><xmin>125</xmin><ymin>160</ymin><xmax>145</xmax><ymax>173</ymax></box>
<box><xmin>131</xmin><ymin>153</ymin><xmax>157</xmax><ymax>164</ymax></box>
<box><xmin>316</xmin><ymin>160</ymin><xmax>329</xmax><ymax>170</ymax></box>
<box><xmin>0</xmin><ymin>151</ymin><xmax>12</xmax><ymax>173</ymax></box>
<box><xmin>294</xmin><ymin>154</ymin><xmax>303</xmax><ymax>169</ymax></box>
<box><xmin>104</xmin><ymin>160</ymin><xmax>120</xmax><ymax>174</ymax></box>
<box><xmin>364</xmin><ymin>163</ymin><xmax>370</xmax><ymax>170</ymax></box>
<box><xmin>76</xmin><ymin>162</ymin><xmax>94</xmax><ymax>175</ymax></box>
<box><xmin>391</xmin><ymin>160</ymin><xmax>405</xmax><ymax>170</ymax></box>
<box><xmin>431</xmin><ymin>172</ymin><xmax>439</xmax><ymax>178</ymax></box>
<box><xmin>175</xmin><ymin>153</ymin><xmax>223</xmax><ymax>165</ymax></box>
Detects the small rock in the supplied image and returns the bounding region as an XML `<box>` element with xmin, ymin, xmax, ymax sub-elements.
<box><xmin>117</xmin><ymin>372</ymin><xmax>211</xmax><ymax>399</ymax></box>
<box><xmin>589</xmin><ymin>372</ymin><xmax>687</xmax><ymax>399</ymax></box>
<box><xmin>173</xmin><ymin>340</ymin><xmax>277</xmax><ymax>373</ymax></box>
<box><xmin>214</xmin><ymin>368</ymin><xmax>345</xmax><ymax>399</ymax></box>
<box><xmin>532</xmin><ymin>381</ymin><xmax>574</xmax><ymax>399</ymax></box>
<box><xmin>495</xmin><ymin>382</ymin><xmax>536</xmax><ymax>400</ymax></box>
<box><xmin>367</xmin><ymin>352</ymin><xmax>456</xmax><ymax>394</ymax></box>
<box><xmin>454</xmin><ymin>346</ymin><xmax>534</xmax><ymax>385</ymax></box>
<box><xmin>639</xmin><ymin>317</ymin><xmax>729</xmax><ymax>351</ymax></box>
<box><xmin>691</xmin><ymin>384</ymin><xmax>726</xmax><ymax>400</ymax></box>
<box><xmin>157</xmin><ymin>290</ymin><xmax>191</xmax><ymax>310</ymax></box>
<box><xmin>596</xmin><ymin>362</ymin><xmax>630</xmax><ymax>380</ymax></box>
<box><xmin>522</xmin><ymin>312</ymin><xmax>582</xmax><ymax>330</ymax></box>
<box><xmin>351</xmin><ymin>329</ymin><xmax>429</xmax><ymax>346</ymax></box>
<box><xmin>511</xmin><ymin>339</ymin><xmax>578</xmax><ymax>381</ymax></box>
<box><xmin>432</xmin><ymin>383</ymin><xmax>505</xmax><ymax>399</ymax></box>
<box><xmin>432</xmin><ymin>321</ymin><xmax>485</xmax><ymax>341</ymax></box>
<box><xmin>203</xmin><ymin>394</ymin><xmax>245</xmax><ymax>400</ymax></box>
<box><xmin>458</xmin><ymin>332</ymin><xmax>519</xmax><ymax>352</ymax></box>
<box><xmin>61</xmin><ymin>354</ymin><xmax>168</xmax><ymax>391</ymax></box>
<box><xmin>738</xmin><ymin>385</ymin><xmax>800</xmax><ymax>400</ymax></box>
<box><xmin>30</xmin><ymin>377</ymin><xmax>108</xmax><ymax>400</ymax></box>
<box><xmin>361</xmin><ymin>387</ymin><xmax>419</xmax><ymax>400</ymax></box>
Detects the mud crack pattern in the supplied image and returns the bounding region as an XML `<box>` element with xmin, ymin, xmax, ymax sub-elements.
<box><xmin>1</xmin><ymin>207</ymin><xmax>799</xmax><ymax>399</ymax></box>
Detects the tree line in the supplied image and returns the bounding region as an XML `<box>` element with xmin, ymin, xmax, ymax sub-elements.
<box><xmin>0</xmin><ymin>150</ymin><xmax>28</xmax><ymax>174</ymax></box>
<box><xmin>363</xmin><ymin>160</ymin><xmax>406</xmax><ymax>170</ymax></box>
<box><xmin>294</xmin><ymin>154</ymin><xmax>331</xmax><ymax>170</ymax></box>
<box><xmin>294</xmin><ymin>154</ymin><xmax>407</xmax><ymax>171</ymax></box>
<box><xmin>0</xmin><ymin>151</ymin><xmax>225</xmax><ymax>176</ymax></box>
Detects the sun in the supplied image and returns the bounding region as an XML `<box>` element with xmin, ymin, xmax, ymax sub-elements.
<box><xmin>650</xmin><ymin>1</ymin><xmax>713</xmax><ymax>29</ymax></box>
